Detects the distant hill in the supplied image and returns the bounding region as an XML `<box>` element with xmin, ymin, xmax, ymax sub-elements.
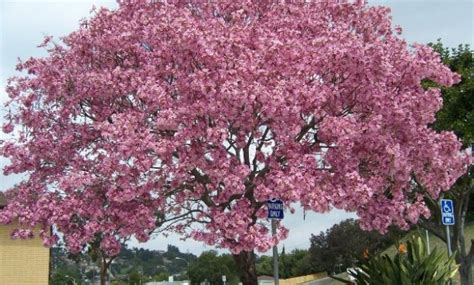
<box><xmin>50</xmin><ymin>244</ymin><xmax>197</xmax><ymax>284</ymax></box>
<box><xmin>115</xmin><ymin>244</ymin><xmax>197</xmax><ymax>276</ymax></box>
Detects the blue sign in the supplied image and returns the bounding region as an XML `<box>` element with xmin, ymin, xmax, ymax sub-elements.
<box><xmin>441</xmin><ymin>199</ymin><xmax>455</xmax><ymax>225</ymax></box>
<box><xmin>442</xmin><ymin>216</ymin><xmax>455</xmax><ymax>225</ymax></box>
<box><xmin>267</xmin><ymin>198</ymin><xmax>284</xmax><ymax>220</ymax></box>
<box><xmin>441</xmin><ymin>199</ymin><xmax>454</xmax><ymax>214</ymax></box>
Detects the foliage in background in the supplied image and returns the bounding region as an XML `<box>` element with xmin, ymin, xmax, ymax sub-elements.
<box><xmin>50</xmin><ymin>266</ymin><xmax>82</xmax><ymax>285</ymax></box>
<box><xmin>429</xmin><ymin>42</ymin><xmax>474</xmax><ymax>148</ymax></box>
<box><xmin>50</xmin><ymin>244</ymin><xmax>196</xmax><ymax>284</ymax></box>
<box><xmin>256</xmin><ymin>248</ymin><xmax>314</xmax><ymax>278</ymax></box>
<box><xmin>280</xmin><ymin>248</ymin><xmax>315</xmax><ymax>277</ymax></box>
<box><xmin>417</xmin><ymin>41</ymin><xmax>474</xmax><ymax>285</ymax></box>
<box><xmin>187</xmin><ymin>251</ymin><xmax>240</xmax><ymax>285</ymax></box>
<box><xmin>308</xmin><ymin>219</ymin><xmax>404</xmax><ymax>274</ymax></box>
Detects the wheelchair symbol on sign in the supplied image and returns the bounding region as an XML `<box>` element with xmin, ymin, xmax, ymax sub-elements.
<box><xmin>442</xmin><ymin>201</ymin><xmax>453</xmax><ymax>214</ymax></box>
<box><xmin>443</xmin><ymin>204</ymin><xmax>452</xmax><ymax>213</ymax></box>
<box><xmin>441</xmin><ymin>199</ymin><xmax>454</xmax><ymax>214</ymax></box>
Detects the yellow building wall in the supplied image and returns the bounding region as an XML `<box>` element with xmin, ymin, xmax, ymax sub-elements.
<box><xmin>280</xmin><ymin>272</ymin><xmax>328</xmax><ymax>285</ymax></box>
<box><xmin>0</xmin><ymin>223</ymin><xmax>50</xmax><ymax>285</ymax></box>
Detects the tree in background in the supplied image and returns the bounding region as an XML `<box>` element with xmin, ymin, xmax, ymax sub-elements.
<box><xmin>278</xmin><ymin>247</ymin><xmax>314</xmax><ymax>278</ymax></box>
<box><xmin>308</xmin><ymin>219</ymin><xmax>403</xmax><ymax>274</ymax></box>
<box><xmin>257</xmin><ymin>247</ymin><xmax>341</xmax><ymax>278</ymax></box>
<box><xmin>279</xmin><ymin>247</ymin><xmax>291</xmax><ymax>278</ymax></box>
<box><xmin>255</xmin><ymin>255</ymin><xmax>273</xmax><ymax>276</ymax></box>
<box><xmin>0</xmin><ymin>1</ymin><xmax>469</xmax><ymax>284</ymax></box>
<box><xmin>50</xmin><ymin>257</ymin><xmax>82</xmax><ymax>285</ymax></box>
<box><xmin>284</xmin><ymin>249</ymin><xmax>315</xmax><ymax>276</ymax></box>
<box><xmin>415</xmin><ymin>42</ymin><xmax>474</xmax><ymax>285</ymax></box>
<box><xmin>187</xmin><ymin>251</ymin><xmax>240</xmax><ymax>285</ymax></box>
<box><xmin>128</xmin><ymin>269</ymin><xmax>144</xmax><ymax>285</ymax></box>
<box><xmin>152</xmin><ymin>272</ymin><xmax>170</xmax><ymax>282</ymax></box>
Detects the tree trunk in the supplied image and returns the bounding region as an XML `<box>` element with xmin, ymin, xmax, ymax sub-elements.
<box><xmin>459</xmin><ymin>257</ymin><xmax>472</xmax><ymax>285</ymax></box>
<box><xmin>100</xmin><ymin>266</ymin><xmax>107</xmax><ymax>285</ymax></box>
<box><xmin>100</xmin><ymin>270</ymin><xmax>106</xmax><ymax>285</ymax></box>
<box><xmin>454</xmin><ymin>182</ymin><xmax>473</xmax><ymax>285</ymax></box>
<box><xmin>100</xmin><ymin>256</ymin><xmax>109</xmax><ymax>285</ymax></box>
<box><xmin>233</xmin><ymin>250</ymin><xmax>258</xmax><ymax>285</ymax></box>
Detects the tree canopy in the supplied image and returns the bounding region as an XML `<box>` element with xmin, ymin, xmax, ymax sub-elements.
<box><xmin>0</xmin><ymin>2</ymin><xmax>469</xmax><ymax>281</ymax></box>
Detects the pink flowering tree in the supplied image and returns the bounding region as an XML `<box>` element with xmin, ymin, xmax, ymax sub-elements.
<box><xmin>0</xmin><ymin>159</ymin><xmax>161</xmax><ymax>284</ymax></box>
<box><xmin>0</xmin><ymin>1</ymin><xmax>469</xmax><ymax>283</ymax></box>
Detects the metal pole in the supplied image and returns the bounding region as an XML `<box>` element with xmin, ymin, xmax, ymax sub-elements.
<box><xmin>425</xmin><ymin>230</ymin><xmax>431</xmax><ymax>254</ymax></box>
<box><xmin>446</xmin><ymin>225</ymin><xmax>452</xmax><ymax>257</ymax></box>
<box><xmin>272</xmin><ymin>219</ymin><xmax>279</xmax><ymax>285</ymax></box>
<box><xmin>446</xmin><ymin>225</ymin><xmax>454</xmax><ymax>285</ymax></box>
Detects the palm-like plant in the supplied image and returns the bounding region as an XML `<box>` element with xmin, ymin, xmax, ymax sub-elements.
<box><xmin>332</xmin><ymin>234</ymin><xmax>458</xmax><ymax>285</ymax></box>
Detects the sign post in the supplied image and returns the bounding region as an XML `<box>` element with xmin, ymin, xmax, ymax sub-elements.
<box><xmin>267</xmin><ymin>199</ymin><xmax>284</xmax><ymax>285</ymax></box>
<box><xmin>441</xmin><ymin>199</ymin><xmax>455</xmax><ymax>257</ymax></box>
<box><xmin>440</xmin><ymin>199</ymin><xmax>455</xmax><ymax>285</ymax></box>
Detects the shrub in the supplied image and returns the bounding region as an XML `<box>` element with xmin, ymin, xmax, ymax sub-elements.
<box><xmin>333</xmin><ymin>234</ymin><xmax>458</xmax><ymax>285</ymax></box>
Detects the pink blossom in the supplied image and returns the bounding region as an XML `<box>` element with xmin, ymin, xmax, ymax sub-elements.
<box><xmin>0</xmin><ymin>0</ymin><xmax>468</xmax><ymax>256</ymax></box>
<box><xmin>2</xmin><ymin>122</ymin><xmax>14</xmax><ymax>134</ymax></box>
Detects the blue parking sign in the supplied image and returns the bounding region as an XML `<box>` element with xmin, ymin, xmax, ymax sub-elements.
<box><xmin>440</xmin><ymin>199</ymin><xmax>455</xmax><ymax>226</ymax></box>
<box><xmin>441</xmin><ymin>199</ymin><xmax>454</xmax><ymax>214</ymax></box>
<box><xmin>267</xmin><ymin>199</ymin><xmax>284</xmax><ymax>219</ymax></box>
<box><xmin>442</xmin><ymin>216</ymin><xmax>455</xmax><ymax>225</ymax></box>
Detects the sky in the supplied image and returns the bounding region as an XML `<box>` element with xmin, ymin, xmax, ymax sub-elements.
<box><xmin>0</xmin><ymin>0</ymin><xmax>473</xmax><ymax>256</ymax></box>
